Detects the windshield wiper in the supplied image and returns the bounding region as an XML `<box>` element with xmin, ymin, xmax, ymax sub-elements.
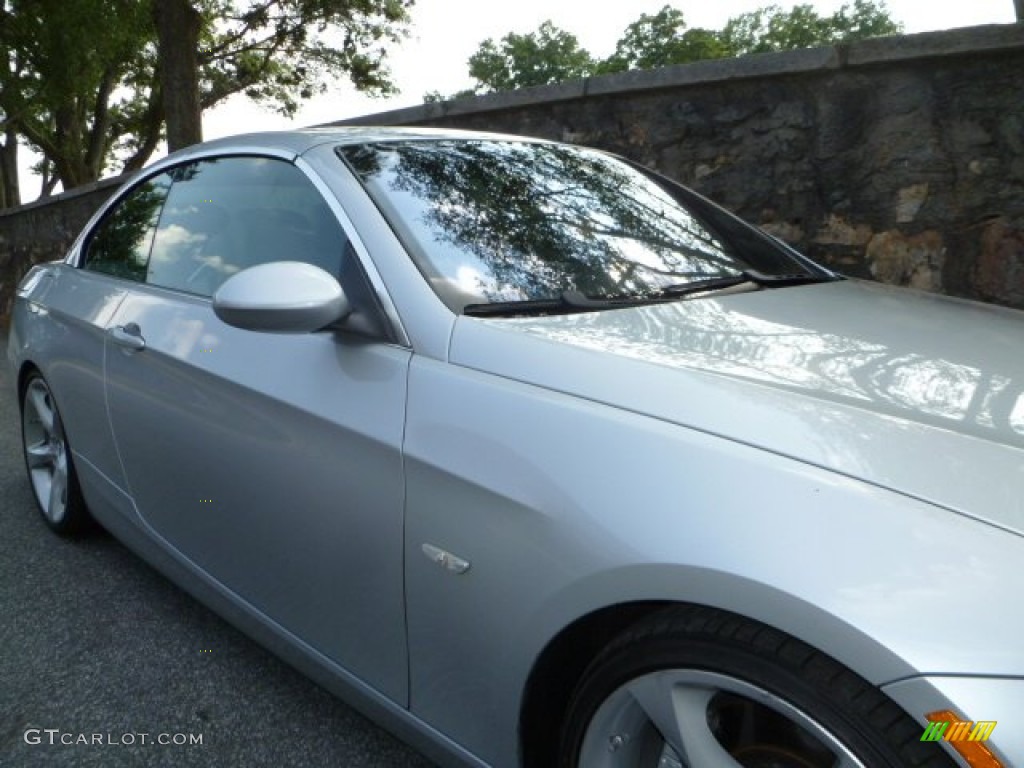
<box><xmin>658</xmin><ymin>273</ymin><xmax>752</xmax><ymax>297</ymax></box>
<box><xmin>744</xmin><ymin>268</ymin><xmax>840</xmax><ymax>286</ymax></box>
<box><xmin>659</xmin><ymin>268</ymin><xmax>838</xmax><ymax>297</ymax></box>
<box><xmin>463</xmin><ymin>270</ymin><xmax>840</xmax><ymax>317</ymax></box>
<box><xmin>463</xmin><ymin>291</ymin><xmax>665</xmax><ymax>317</ymax></box>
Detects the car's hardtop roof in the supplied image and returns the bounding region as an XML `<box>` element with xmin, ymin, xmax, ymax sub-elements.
<box><xmin>164</xmin><ymin>126</ymin><xmax>553</xmax><ymax>161</ymax></box>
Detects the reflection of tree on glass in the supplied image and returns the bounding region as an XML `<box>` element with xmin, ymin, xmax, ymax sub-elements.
<box><xmin>86</xmin><ymin>176</ymin><xmax>172</xmax><ymax>281</ymax></box>
<box><xmin>170</xmin><ymin>163</ymin><xmax>202</xmax><ymax>184</ymax></box>
<box><xmin>342</xmin><ymin>140</ymin><xmax>818</xmax><ymax>312</ymax></box>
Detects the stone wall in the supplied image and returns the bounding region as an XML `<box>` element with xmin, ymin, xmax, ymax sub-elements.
<box><xmin>335</xmin><ymin>24</ymin><xmax>1024</xmax><ymax>310</ymax></box>
<box><xmin>0</xmin><ymin>175</ymin><xmax>125</xmax><ymax>325</ymax></box>
<box><xmin>1</xmin><ymin>24</ymin><xmax>1022</xmax><ymax>328</ymax></box>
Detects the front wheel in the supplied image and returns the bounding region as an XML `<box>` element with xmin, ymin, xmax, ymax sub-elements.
<box><xmin>558</xmin><ymin>606</ymin><xmax>956</xmax><ymax>768</ymax></box>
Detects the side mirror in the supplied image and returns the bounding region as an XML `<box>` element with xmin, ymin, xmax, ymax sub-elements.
<box><xmin>212</xmin><ymin>261</ymin><xmax>350</xmax><ymax>333</ymax></box>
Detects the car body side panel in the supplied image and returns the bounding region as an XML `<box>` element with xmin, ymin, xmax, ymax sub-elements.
<box><xmin>402</xmin><ymin>354</ymin><xmax>1024</xmax><ymax>766</ymax></box>
<box><xmin>9</xmin><ymin>264</ymin><xmax>128</xmax><ymax>488</ymax></box>
<box><xmin>11</xmin><ymin>275</ymin><xmax>487</xmax><ymax>768</ymax></box>
<box><xmin>64</xmin><ymin>470</ymin><xmax>489</xmax><ymax>768</ymax></box>
<box><xmin>103</xmin><ymin>285</ymin><xmax>412</xmax><ymax>702</ymax></box>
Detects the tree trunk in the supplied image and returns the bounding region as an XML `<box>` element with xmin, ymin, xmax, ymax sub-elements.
<box><xmin>0</xmin><ymin>127</ymin><xmax>21</xmax><ymax>209</ymax></box>
<box><xmin>153</xmin><ymin>0</ymin><xmax>203</xmax><ymax>152</ymax></box>
<box><xmin>38</xmin><ymin>159</ymin><xmax>59</xmax><ymax>200</ymax></box>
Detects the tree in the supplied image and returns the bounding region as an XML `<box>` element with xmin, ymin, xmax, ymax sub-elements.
<box><xmin>0</xmin><ymin>128</ymin><xmax>19</xmax><ymax>209</ymax></box>
<box><xmin>599</xmin><ymin>6</ymin><xmax>729</xmax><ymax>74</ymax></box>
<box><xmin>721</xmin><ymin>0</ymin><xmax>902</xmax><ymax>56</ymax></box>
<box><xmin>831</xmin><ymin>0</ymin><xmax>905</xmax><ymax>41</ymax></box>
<box><xmin>423</xmin><ymin>88</ymin><xmax>475</xmax><ymax>103</ymax></box>
<box><xmin>467</xmin><ymin>21</ymin><xmax>594</xmax><ymax>93</ymax></box>
<box><xmin>154</xmin><ymin>0</ymin><xmax>203</xmax><ymax>151</ymax></box>
<box><xmin>196</xmin><ymin>1</ymin><xmax>412</xmax><ymax>118</ymax></box>
<box><xmin>442</xmin><ymin>1</ymin><xmax>902</xmax><ymax>101</ymax></box>
<box><xmin>0</xmin><ymin>2</ymin><xmax>21</xmax><ymax>207</ymax></box>
<box><xmin>0</xmin><ymin>0</ymin><xmax>413</xmax><ymax>199</ymax></box>
<box><xmin>0</xmin><ymin>0</ymin><xmax>155</xmax><ymax>190</ymax></box>
<box><xmin>0</xmin><ymin>57</ymin><xmax>20</xmax><ymax>207</ymax></box>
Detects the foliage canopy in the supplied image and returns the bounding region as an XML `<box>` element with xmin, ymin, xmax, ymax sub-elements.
<box><xmin>450</xmin><ymin>0</ymin><xmax>902</xmax><ymax>97</ymax></box>
<box><xmin>0</xmin><ymin>0</ymin><xmax>413</xmax><ymax>198</ymax></box>
<box><xmin>467</xmin><ymin>21</ymin><xmax>594</xmax><ymax>92</ymax></box>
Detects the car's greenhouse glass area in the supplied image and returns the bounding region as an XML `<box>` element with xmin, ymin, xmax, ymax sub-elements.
<box><xmin>339</xmin><ymin>139</ymin><xmax>824</xmax><ymax>313</ymax></box>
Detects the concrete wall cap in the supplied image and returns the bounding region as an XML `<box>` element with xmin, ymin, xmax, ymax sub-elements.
<box><xmin>586</xmin><ymin>46</ymin><xmax>840</xmax><ymax>96</ymax></box>
<box><xmin>0</xmin><ymin>173</ymin><xmax>129</xmax><ymax>219</ymax></box>
<box><xmin>846</xmin><ymin>23</ymin><xmax>1024</xmax><ymax>67</ymax></box>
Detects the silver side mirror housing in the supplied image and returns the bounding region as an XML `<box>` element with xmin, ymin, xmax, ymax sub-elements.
<box><xmin>213</xmin><ymin>261</ymin><xmax>350</xmax><ymax>333</ymax></box>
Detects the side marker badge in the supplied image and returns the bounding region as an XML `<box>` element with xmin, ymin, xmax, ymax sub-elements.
<box><xmin>422</xmin><ymin>543</ymin><xmax>471</xmax><ymax>575</ymax></box>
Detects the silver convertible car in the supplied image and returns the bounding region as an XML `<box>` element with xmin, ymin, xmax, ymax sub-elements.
<box><xmin>8</xmin><ymin>128</ymin><xmax>1023</xmax><ymax>767</ymax></box>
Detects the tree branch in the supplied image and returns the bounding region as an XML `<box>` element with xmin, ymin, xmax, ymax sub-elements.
<box><xmin>121</xmin><ymin>90</ymin><xmax>165</xmax><ymax>172</ymax></box>
<box><xmin>202</xmin><ymin>0</ymin><xmax>289</xmax><ymax>58</ymax></box>
<box><xmin>85</xmin><ymin>67</ymin><xmax>118</xmax><ymax>178</ymax></box>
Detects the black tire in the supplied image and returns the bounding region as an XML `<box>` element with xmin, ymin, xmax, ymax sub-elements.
<box><xmin>20</xmin><ymin>372</ymin><xmax>93</xmax><ymax>536</ymax></box>
<box><xmin>558</xmin><ymin>605</ymin><xmax>957</xmax><ymax>768</ymax></box>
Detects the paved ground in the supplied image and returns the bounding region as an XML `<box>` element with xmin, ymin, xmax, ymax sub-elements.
<box><xmin>0</xmin><ymin>352</ymin><xmax>437</xmax><ymax>767</ymax></box>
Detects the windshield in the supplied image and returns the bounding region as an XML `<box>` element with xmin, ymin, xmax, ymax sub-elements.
<box><xmin>338</xmin><ymin>139</ymin><xmax>827</xmax><ymax>313</ymax></box>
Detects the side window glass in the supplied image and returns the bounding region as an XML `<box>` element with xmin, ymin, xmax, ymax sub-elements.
<box><xmin>83</xmin><ymin>174</ymin><xmax>172</xmax><ymax>281</ymax></box>
<box><xmin>147</xmin><ymin>156</ymin><xmax>348</xmax><ymax>297</ymax></box>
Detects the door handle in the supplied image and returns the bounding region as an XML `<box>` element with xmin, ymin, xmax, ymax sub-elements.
<box><xmin>107</xmin><ymin>322</ymin><xmax>146</xmax><ymax>351</ymax></box>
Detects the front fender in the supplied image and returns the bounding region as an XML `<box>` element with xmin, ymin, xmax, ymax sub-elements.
<box><xmin>402</xmin><ymin>355</ymin><xmax>1023</xmax><ymax>767</ymax></box>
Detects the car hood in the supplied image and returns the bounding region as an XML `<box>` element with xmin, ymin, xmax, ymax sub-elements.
<box><xmin>449</xmin><ymin>279</ymin><xmax>1024</xmax><ymax>535</ymax></box>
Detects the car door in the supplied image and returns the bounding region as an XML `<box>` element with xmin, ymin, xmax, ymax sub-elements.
<box><xmin>27</xmin><ymin>172</ymin><xmax>174</xmax><ymax>513</ymax></box>
<box><xmin>98</xmin><ymin>153</ymin><xmax>411</xmax><ymax>702</ymax></box>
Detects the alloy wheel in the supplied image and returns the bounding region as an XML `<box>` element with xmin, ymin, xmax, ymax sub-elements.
<box><xmin>578</xmin><ymin>668</ymin><xmax>867</xmax><ymax>768</ymax></box>
<box><xmin>22</xmin><ymin>377</ymin><xmax>72</xmax><ymax>525</ymax></box>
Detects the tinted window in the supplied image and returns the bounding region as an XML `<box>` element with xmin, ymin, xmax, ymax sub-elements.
<box><xmin>147</xmin><ymin>156</ymin><xmax>348</xmax><ymax>297</ymax></box>
<box><xmin>83</xmin><ymin>174</ymin><xmax>172</xmax><ymax>281</ymax></box>
<box><xmin>340</xmin><ymin>140</ymin><xmax>820</xmax><ymax>311</ymax></box>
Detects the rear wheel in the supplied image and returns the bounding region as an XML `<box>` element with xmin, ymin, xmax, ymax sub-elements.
<box><xmin>558</xmin><ymin>606</ymin><xmax>956</xmax><ymax>768</ymax></box>
<box><xmin>21</xmin><ymin>373</ymin><xmax>92</xmax><ymax>536</ymax></box>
